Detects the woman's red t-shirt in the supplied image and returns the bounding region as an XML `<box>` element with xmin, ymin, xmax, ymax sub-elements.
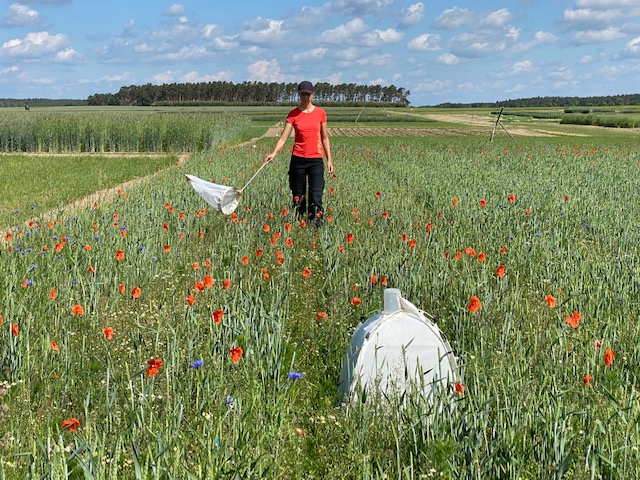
<box><xmin>286</xmin><ymin>107</ymin><xmax>327</xmax><ymax>158</ymax></box>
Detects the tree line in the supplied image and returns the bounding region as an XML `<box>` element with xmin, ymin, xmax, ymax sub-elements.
<box><xmin>433</xmin><ymin>93</ymin><xmax>640</xmax><ymax>108</ymax></box>
<box><xmin>87</xmin><ymin>81</ymin><xmax>411</xmax><ymax>107</ymax></box>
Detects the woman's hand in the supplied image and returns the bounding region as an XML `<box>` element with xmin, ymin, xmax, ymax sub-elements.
<box><xmin>327</xmin><ymin>159</ymin><xmax>334</xmax><ymax>173</ymax></box>
<box><xmin>264</xmin><ymin>153</ymin><xmax>276</xmax><ymax>163</ymax></box>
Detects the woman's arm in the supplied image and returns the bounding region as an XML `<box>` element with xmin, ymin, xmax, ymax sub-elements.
<box><xmin>320</xmin><ymin>123</ymin><xmax>334</xmax><ymax>173</ymax></box>
<box><xmin>264</xmin><ymin>123</ymin><xmax>293</xmax><ymax>163</ymax></box>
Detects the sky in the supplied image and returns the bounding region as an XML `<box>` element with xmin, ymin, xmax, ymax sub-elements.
<box><xmin>1</xmin><ymin>0</ymin><xmax>640</xmax><ymax>106</ymax></box>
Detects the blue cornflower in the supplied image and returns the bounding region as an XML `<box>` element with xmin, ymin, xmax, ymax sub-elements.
<box><xmin>288</xmin><ymin>371</ymin><xmax>303</xmax><ymax>380</ymax></box>
<box><xmin>225</xmin><ymin>395</ymin><xmax>234</xmax><ymax>409</ymax></box>
<box><xmin>190</xmin><ymin>359</ymin><xmax>204</xmax><ymax>369</ymax></box>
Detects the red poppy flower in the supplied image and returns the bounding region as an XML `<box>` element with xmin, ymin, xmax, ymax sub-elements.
<box><xmin>452</xmin><ymin>196</ymin><xmax>459</xmax><ymax>207</ymax></box>
<box><xmin>88</xmin><ymin>265</ymin><xmax>96</xmax><ymax>274</ymax></box>
<box><xmin>131</xmin><ymin>286</ymin><xmax>141</xmax><ymax>299</ymax></box>
<box><xmin>464</xmin><ymin>247</ymin><xmax>476</xmax><ymax>256</ymax></box>
<box><xmin>496</xmin><ymin>265</ymin><xmax>505</xmax><ymax>278</ymax></box>
<box><xmin>72</xmin><ymin>305</ymin><xmax>85</xmax><ymax>316</ymax></box>
<box><xmin>103</xmin><ymin>327</ymin><xmax>113</xmax><ymax>340</ymax></box>
<box><xmin>49</xmin><ymin>288</ymin><xmax>57</xmax><ymax>300</ymax></box>
<box><xmin>187</xmin><ymin>294</ymin><xmax>195</xmax><ymax>306</ymax></box>
<box><xmin>256</xmin><ymin>248</ymin><xmax>263</xmax><ymax>257</ymax></box>
<box><xmin>477</xmin><ymin>252</ymin><xmax>486</xmax><ymax>262</ymax></box>
<box><xmin>454</xmin><ymin>251</ymin><xmax>462</xmax><ymax>261</ymax></box>
<box><xmin>467</xmin><ymin>296</ymin><xmax>482</xmax><ymax>313</ymax></box>
<box><xmin>194</xmin><ymin>281</ymin><xmax>205</xmax><ymax>292</ymax></box>
<box><xmin>163</xmin><ymin>245</ymin><xmax>171</xmax><ymax>253</ymax></box>
<box><xmin>11</xmin><ymin>323</ymin><xmax>18</xmax><ymax>337</ymax></box>
<box><xmin>382</xmin><ymin>211</ymin><xmax>389</xmax><ymax>219</ymax></box>
<box><xmin>285</xmin><ymin>238</ymin><xmax>293</xmax><ymax>247</ymax></box>
<box><xmin>371</xmin><ymin>274</ymin><xmax>378</xmax><ymax>285</ymax></box>
<box><xmin>50</xmin><ymin>339</ymin><xmax>59</xmax><ymax>352</ymax></box>
<box><xmin>263</xmin><ymin>224</ymin><xmax>270</xmax><ymax>232</ymax></box>
<box><xmin>583</xmin><ymin>375</ymin><xmax>592</xmax><ymax>387</ymax></box>
<box><xmin>192</xmin><ymin>262</ymin><xmax>200</xmax><ymax>270</ymax></box>
<box><xmin>241</xmin><ymin>256</ymin><xmax>249</xmax><ymax>265</ymax></box>
<box><xmin>604</xmin><ymin>349</ymin><xmax>614</xmax><ymax>366</ymax></box>
<box><xmin>146</xmin><ymin>358</ymin><xmax>163</xmax><ymax>376</ymax></box>
<box><xmin>316</xmin><ymin>312</ymin><xmax>328</xmax><ymax>321</ymax></box>
<box><xmin>508</xmin><ymin>194</ymin><xmax>516</xmax><ymax>203</ymax></box>
<box><xmin>302</xmin><ymin>268</ymin><xmax>311</xmax><ymax>278</ymax></box>
<box><xmin>545</xmin><ymin>295</ymin><xmax>556</xmax><ymax>308</ymax></box>
<box><xmin>222</xmin><ymin>278</ymin><xmax>231</xmax><ymax>290</ymax></box>
<box><xmin>213</xmin><ymin>309</ymin><xmax>224</xmax><ymax>324</ymax></box>
<box><xmin>338</xmin><ymin>245</ymin><xmax>344</xmax><ymax>254</ymax></box>
<box><xmin>479</xmin><ymin>198</ymin><xmax>487</xmax><ymax>208</ymax></box>
<box><xmin>351</xmin><ymin>297</ymin><xmax>361</xmax><ymax>306</ymax></box>
<box><xmin>230</xmin><ymin>346</ymin><xmax>243</xmax><ymax>363</ymax></box>
<box><xmin>347</xmin><ymin>233</ymin><xmax>354</xmax><ymax>243</ymax></box>
<box><xmin>61</xmin><ymin>418</ymin><xmax>80</xmax><ymax>432</ymax></box>
<box><xmin>115</xmin><ymin>250</ymin><xmax>125</xmax><ymax>261</ymax></box>
<box><xmin>454</xmin><ymin>381</ymin><xmax>464</xmax><ymax>396</ymax></box>
<box><xmin>381</xmin><ymin>275</ymin><xmax>387</xmax><ymax>286</ymax></box>
<box><xmin>84</xmin><ymin>245</ymin><xmax>92</xmax><ymax>251</ymax></box>
<box><xmin>204</xmin><ymin>275</ymin><xmax>214</xmax><ymax>289</ymax></box>
<box><xmin>426</xmin><ymin>223</ymin><xmax>432</xmax><ymax>232</ymax></box>
<box><xmin>408</xmin><ymin>239</ymin><xmax>417</xmax><ymax>248</ymax></box>
<box><xmin>500</xmin><ymin>246</ymin><xmax>507</xmax><ymax>255</ymax></box>
<box><xmin>119</xmin><ymin>283</ymin><xmax>126</xmax><ymax>294</ymax></box>
<box><xmin>565</xmin><ymin>310</ymin><xmax>581</xmax><ymax>329</ymax></box>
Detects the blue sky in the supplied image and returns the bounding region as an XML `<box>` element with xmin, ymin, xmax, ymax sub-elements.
<box><xmin>1</xmin><ymin>0</ymin><xmax>640</xmax><ymax>106</ymax></box>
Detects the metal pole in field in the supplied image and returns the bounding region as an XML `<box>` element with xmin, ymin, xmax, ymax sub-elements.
<box><xmin>490</xmin><ymin>107</ymin><xmax>502</xmax><ymax>142</ymax></box>
<box><xmin>490</xmin><ymin>107</ymin><xmax>516</xmax><ymax>142</ymax></box>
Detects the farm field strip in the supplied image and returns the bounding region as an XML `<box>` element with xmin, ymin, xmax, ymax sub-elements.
<box><xmin>0</xmin><ymin>109</ymin><xmax>639</xmax><ymax>477</ymax></box>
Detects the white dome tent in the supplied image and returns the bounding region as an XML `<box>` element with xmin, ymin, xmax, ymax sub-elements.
<box><xmin>339</xmin><ymin>288</ymin><xmax>459</xmax><ymax>403</ymax></box>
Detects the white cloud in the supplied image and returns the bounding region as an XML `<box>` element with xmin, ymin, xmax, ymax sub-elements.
<box><xmin>247</xmin><ymin>59</ymin><xmax>286</xmax><ymax>82</ymax></box>
<box><xmin>153</xmin><ymin>45</ymin><xmax>208</xmax><ymax>61</ymax></box>
<box><xmin>362</xmin><ymin>28</ymin><xmax>403</xmax><ymax>47</ymax></box>
<box><xmin>416</xmin><ymin>79</ymin><xmax>452</xmax><ymax>92</ymax></box>
<box><xmin>2</xmin><ymin>4</ymin><xmax>40</xmax><ymax>27</ymax></box>
<box><xmin>512</xmin><ymin>60</ymin><xmax>536</xmax><ymax>73</ymax></box>
<box><xmin>437</xmin><ymin>53</ymin><xmax>459</xmax><ymax>65</ymax></box>
<box><xmin>574</xmin><ymin>27</ymin><xmax>626</xmax><ymax>42</ymax></box>
<box><xmin>480</xmin><ymin>8</ymin><xmax>513</xmax><ymax>28</ymax></box>
<box><xmin>513</xmin><ymin>31</ymin><xmax>558</xmax><ymax>53</ymax></box>
<box><xmin>398</xmin><ymin>3</ymin><xmax>425</xmax><ymax>28</ymax></box>
<box><xmin>433</xmin><ymin>7</ymin><xmax>475</xmax><ymax>30</ymax></box>
<box><xmin>241</xmin><ymin>19</ymin><xmax>287</xmax><ymax>46</ymax></box>
<box><xmin>292</xmin><ymin>48</ymin><xmax>327</xmax><ymax>62</ymax></box>
<box><xmin>450</xmin><ymin>33</ymin><xmax>505</xmax><ymax>57</ymax></box>
<box><xmin>625</xmin><ymin>35</ymin><xmax>640</xmax><ymax>53</ymax></box>
<box><xmin>0</xmin><ymin>31</ymin><xmax>70</xmax><ymax>59</ymax></box>
<box><xmin>319</xmin><ymin>18</ymin><xmax>367</xmax><ymax>44</ymax></box>
<box><xmin>165</xmin><ymin>4</ymin><xmax>185</xmax><ymax>16</ymax></box>
<box><xmin>332</xmin><ymin>0</ymin><xmax>394</xmax><ymax>16</ymax></box>
<box><xmin>407</xmin><ymin>33</ymin><xmax>441</xmax><ymax>51</ymax></box>
<box><xmin>54</xmin><ymin>47</ymin><xmax>81</xmax><ymax>63</ymax></box>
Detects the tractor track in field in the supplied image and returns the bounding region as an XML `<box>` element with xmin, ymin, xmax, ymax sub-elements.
<box><xmin>0</xmin><ymin>153</ymin><xmax>188</xmax><ymax>241</ymax></box>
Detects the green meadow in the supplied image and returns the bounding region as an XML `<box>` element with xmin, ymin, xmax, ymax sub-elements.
<box><xmin>0</xmin><ymin>107</ymin><xmax>639</xmax><ymax>479</ymax></box>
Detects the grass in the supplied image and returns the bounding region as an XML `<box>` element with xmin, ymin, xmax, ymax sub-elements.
<box><xmin>1</xmin><ymin>109</ymin><xmax>640</xmax><ymax>478</ymax></box>
<box><xmin>0</xmin><ymin>154</ymin><xmax>177</xmax><ymax>227</ymax></box>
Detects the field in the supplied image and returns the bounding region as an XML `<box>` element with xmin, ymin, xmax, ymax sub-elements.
<box><xmin>0</xmin><ymin>107</ymin><xmax>639</xmax><ymax>479</ymax></box>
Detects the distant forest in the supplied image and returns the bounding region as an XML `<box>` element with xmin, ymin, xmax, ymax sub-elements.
<box><xmin>434</xmin><ymin>94</ymin><xmax>640</xmax><ymax>108</ymax></box>
<box><xmin>87</xmin><ymin>81</ymin><xmax>411</xmax><ymax>107</ymax></box>
<box><xmin>0</xmin><ymin>98</ymin><xmax>87</xmax><ymax>108</ymax></box>
<box><xmin>2</xmin><ymin>88</ymin><xmax>640</xmax><ymax>109</ymax></box>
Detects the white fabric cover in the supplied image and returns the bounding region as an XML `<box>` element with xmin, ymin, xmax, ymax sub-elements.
<box><xmin>339</xmin><ymin>288</ymin><xmax>458</xmax><ymax>402</ymax></box>
<box><xmin>186</xmin><ymin>174</ymin><xmax>240</xmax><ymax>215</ymax></box>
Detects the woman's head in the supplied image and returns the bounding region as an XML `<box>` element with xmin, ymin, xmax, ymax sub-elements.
<box><xmin>298</xmin><ymin>81</ymin><xmax>314</xmax><ymax>94</ymax></box>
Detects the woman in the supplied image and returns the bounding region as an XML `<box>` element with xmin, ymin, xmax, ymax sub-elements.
<box><xmin>264</xmin><ymin>81</ymin><xmax>334</xmax><ymax>225</ymax></box>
